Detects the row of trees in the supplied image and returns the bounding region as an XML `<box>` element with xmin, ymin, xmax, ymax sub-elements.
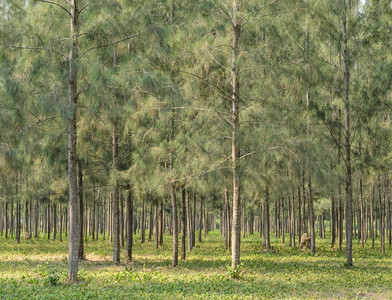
<box><xmin>1</xmin><ymin>0</ymin><xmax>392</xmax><ymax>282</ymax></box>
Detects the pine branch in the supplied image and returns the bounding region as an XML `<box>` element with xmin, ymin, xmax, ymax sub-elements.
<box><xmin>79</xmin><ymin>0</ymin><xmax>94</xmax><ymax>14</ymax></box>
<box><xmin>82</xmin><ymin>33</ymin><xmax>139</xmax><ymax>55</ymax></box>
<box><xmin>35</xmin><ymin>0</ymin><xmax>72</xmax><ymax>18</ymax></box>
<box><xmin>237</xmin><ymin>0</ymin><xmax>281</xmax><ymax>25</ymax></box>
<box><xmin>0</xmin><ymin>44</ymin><xmax>68</xmax><ymax>59</ymax></box>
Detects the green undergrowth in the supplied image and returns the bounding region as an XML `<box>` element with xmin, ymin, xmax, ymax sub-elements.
<box><xmin>0</xmin><ymin>231</ymin><xmax>391</xmax><ymax>299</ymax></box>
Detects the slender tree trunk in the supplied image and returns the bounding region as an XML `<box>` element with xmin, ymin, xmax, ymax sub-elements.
<box><xmin>155</xmin><ymin>204</ymin><xmax>159</xmax><ymax>249</ymax></box>
<box><xmin>181</xmin><ymin>186</ymin><xmax>186</xmax><ymax>260</ymax></box>
<box><xmin>297</xmin><ymin>187</ymin><xmax>302</xmax><ymax>246</ymax></box>
<box><xmin>171</xmin><ymin>182</ymin><xmax>178</xmax><ymax>267</ymax></box>
<box><xmin>187</xmin><ymin>190</ymin><xmax>192</xmax><ymax>251</ymax></box>
<box><xmin>141</xmin><ymin>198</ymin><xmax>145</xmax><ymax>243</ymax></box>
<box><xmin>198</xmin><ymin>197</ymin><xmax>203</xmax><ymax>242</ymax></box>
<box><xmin>225</xmin><ymin>188</ymin><xmax>231</xmax><ymax>251</ymax></box>
<box><xmin>112</xmin><ymin>130</ymin><xmax>120</xmax><ymax>264</ymax></box>
<box><xmin>308</xmin><ymin>177</ymin><xmax>316</xmax><ymax>255</ymax></box>
<box><xmin>78</xmin><ymin>161</ymin><xmax>84</xmax><ymax>260</ymax></box>
<box><xmin>126</xmin><ymin>187</ymin><xmax>133</xmax><ymax>261</ymax></box>
<box><xmin>67</xmin><ymin>0</ymin><xmax>80</xmax><ymax>282</ymax></box>
<box><xmin>59</xmin><ymin>204</ymin><xmax>63</xmax><ymax>242</ymax></box>
<box><xmin>148</xmin><ymin>203</ymin><xmax>153</xmax><ymax>242</ymax></box>
<box><xmin>230</xmin><ymin>0</ymin><xmax>242</xmax><ymax>270</ymax></box>
<box><xmin>159</xmin><ymin>198</ymin><xmax>163</xmax><ymax>246</ymax></box>
<box><xmin>120</xmin><ymin>191</ymin><xmax>124</xmax><ymax>247</ymax></box>
<box><xmin>263</xmin><ymin>190</ymin><xmax>271</xmax><ymax>250</ymax></box>
<box><xmin>53</xmin><ymin>202</ymin><xmax>57</xmax><ymax>241</ymax></box>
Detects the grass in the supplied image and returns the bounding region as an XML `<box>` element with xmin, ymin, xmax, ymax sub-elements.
<box><xmin>0</xmin><ymin>231</ymin><xmax>392</xmax><ymax>299</ymax></box>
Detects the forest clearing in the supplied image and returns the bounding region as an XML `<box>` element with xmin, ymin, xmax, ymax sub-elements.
<box><xmin>1</xmin><ymin>231</ymin><xmax>392</xmax><ymax>299</ymax></box>
<box><xmin>2</xmin><ymin>0</ymin><xmax>392</xmax><ymax>299</ymax></box>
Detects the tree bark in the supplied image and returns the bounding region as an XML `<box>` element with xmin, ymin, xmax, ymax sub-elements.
<box><xmin>343</xmin><ymin>2</ymin><xmax>353</xmax><ymax>266</ymax></box>
<box><xmin>112</xmin><ymin>130</ymin><xmax>120</xmax><ymax>264</ymax></box>
<box><xmin>231</xmin><ymin>0</ymin><xmax>241</xmax><ymax>269</ymax></box>
<box><xmin>126</xmin><ymin>187</ymin><xmax>133</xmax><ymax>261</ymax></box>
<box><xmin>181</xmin><ymin>186</ymin><xmax>186</xmax><ymax>260</ymax></box>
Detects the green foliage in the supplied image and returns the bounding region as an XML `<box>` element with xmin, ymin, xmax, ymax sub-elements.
<box><xmin>34</xmin><ymin>261</ymin><xmax>65</xmax><ymax>286</ymax></box>
<box><xmin>226</xmin><ymin>263</ymin><xmax>243</xmax><ymax>280</ymax></box>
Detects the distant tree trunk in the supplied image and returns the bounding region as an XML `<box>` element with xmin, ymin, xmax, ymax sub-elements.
<box><xmin>148</xmin><ymin>203</ymin><xmax>153</xmax><ymax>242</ymax></box>
<box><xmin>291</xmin><ymin>193</ymin><xmax>295</xmax><ymax>247</ymax></box>
<box><xmin>78</xmin><ymin>161</ymin><xmax>84</xmax><ymax>260</ymax></box>
<box><xmin>302</xmin><ymin>177</ymin><xmax>307</xmax><ymax>234</ymax></box>
<box><xmin>59</xmin><ymin>204</ymin><xmax>63</xmax><ymax>242</ymax></box>
<box><xmin>181</xmin><ymin>186</ymin><xmax>186</xmax><ymax>260</ymax></box>
<box><xmin>198</xmin><ymin>197</ymin><xmax>203</xmax><ymax>242</ymax></box>
<box><xmin>263</xmin><ymin>190</ymin><xmax>271</xmax><ymax>250</ymax></box>
<box><xmin>112</xmin><ymin>130</ymin><xmax>120</xmax><ymax>265</ymax></box>
<box><xmin>126</xmin><ymin>188</ymin><xmax>133</xmax><ymax>261</ymax></box>
<box><xmin>308</xmin><ymin>176</ymin><xmax>316</xmax><ymax>255</ymax></box>
<box><xmin>120</xmin><ymin>191</ymin><xmax>124</xmax><ymax>247</ymax></box>
<box><xmin>192</xmin><ymin>193</ymin><xmax>196</xmax><ymax>248</ymax></box>
<box><xmin>5</xmin><ymin>201</ymin><xmax>8</xmax><ymax>239</ymax></box>
<box><xmin>53</xmin><ymin>202</ymin><xmax>57</xmax><ymax>241</ymax></box>
<box><xmin>297</xmin><ymin>187</ymin><xmax>301</xmax><ymax>246</ymax></box>
<box><xmin>331</xmin><ymin>191</ymin><xmax>336</xmax><ymax>247</ymax></box>
<box><xmin>155</xmin><ymin>204</ymin><xmax>159</xmax><ymax>249</ymax></box>
<box><xmin>370</xmin><ymin>183</ymin><xmax>375</xmax><ymax>249</ymax></box>
<box><xmin>379</xmin><ymin>179</ymin><xmax>385</xmax><ymax>254</ymax></box>
<box><xmin>16</xmin><ymin>199</ymin><xmax>21</xmax><ymax>243</ymax></box>
<box><xmin>225</xmin><ymin>188</ymin><xmax>231</xmax><ymax>251</ymax></box>
<box><xmin>47</xmin><ymin>202</ymin><xmax>50</xmax><ymax>241</ymax></box>
<box><xmin>24</xmin><ymin>200</ymin><xmax>29</xmax><ymax>236</ymax></box>
<box><xmin>141</xmin><ymin>198</ymin><xmax>145</xmax><ymax>243</ymax></box>
<box><xmin>187</xmin><ymin>190</ymin><xmax>192</xmax><ymax>251</ymax></box>
<box><xmin>171</xmin><ymin>182</ymin><xmax>178</xmax><ymax>267</ymax></box>
<box><xmin>159</xmin><ymin>198</ymin><xmax>163</xmax><ymax>246</ymax></box>
<box><xmin>281</xmin><ymin>197</ymin><xmax>285</xmax><ymax>245</ymax></box>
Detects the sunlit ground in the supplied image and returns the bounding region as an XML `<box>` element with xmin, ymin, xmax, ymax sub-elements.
<box><xmin>0</xmin><ymin>230</ymin><xmax>391</xmax><ymax>299</ymax></box>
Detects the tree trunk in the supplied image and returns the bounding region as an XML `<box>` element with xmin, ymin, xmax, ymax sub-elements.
<box><xmin>308</xmin><ymin>176</ymin><xmax>316</xmax><ymax>255</ymax></box>
<box><xmin>112</xmin><ymin>130</ymin><xmax>120</xmax><ymax>265</ymax></box>
<box><xmin>171</xmin><ymin>182</ymin><xmax>178</xmax><ymax>267</ymax></box>
<box><xmin>198</xmin><ymin>197</ymin><xmax>203</xmax><ymax>242</ymax></box>
<box><xmin>67</xmin><ymin>0</ymin><xmax>80</xmax><ymax>283</ymax></box>
<box><xmin>181</xmin><ymin>186</ymin><xmax>186</xmax><ymax>260</ymax></box>
<box><xmin>126</xmin><ymin>188</ymin><xmax>133</xmax><ymax>261</ymax></box>
<box><xmin>141</xmin><ymin>198</ymin><xmax>145</xmax><ymax>243</ymax></box>
<box><xmin>148</xmin><ymin>203</ymin><xmax>153</xmax><ymax>241</ymax></box>
<box><xmin>230</xmin><ymin>0</ymin><xmax>242</xmax><ymax>270</ymax></box>
<box><xmin>78</xmin><ymin>160</ymin><xmax>84</xmax><ymax>260</ymax></box>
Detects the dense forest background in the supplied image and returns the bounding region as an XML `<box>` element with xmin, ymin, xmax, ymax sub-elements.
<box><xmin>1</xmin><ymin>0</ymin><xmax>392</xmax><ymax>283</ymax></box>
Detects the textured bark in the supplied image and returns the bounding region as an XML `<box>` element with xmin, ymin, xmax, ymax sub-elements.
<box><xmin>181</xmin><ymin>186</ymin><xmax>186</xmax><ymax>260</ymax></box>
<box><xmin>187</xmin><ymin>190</ymin><xmax>192</xmax><ymax>251</ymax></box>
<box><xmin>171</xmin><ymin>183</ymin><xmax>178</xmax><ymax>267</ymax></box>
<box><xmin>78</xmin><ymin>161</ymin><xmax>84</xmax><ymax>259</ymax></box>
<box><xmin>67</xmin><ymin>0</ymin><xmax>80</xmax><ymax>282</ymax></box>
<box><xmin>159</xmin><ymin>198</ymin><xmax>163</xmax><ymax>246</ymax></box>
<box><xmin>343</xmin><ymin>2</ymin><xmax>353</xmax><ymax>266</ymax></box>
<box><xmin>141</xmin><ymin>197</ymin><xmax>145</xmax><ymax>243</ymax></box>
<box><xmin>112</xmin><ymin>131</ymin><xmax>120</xmax><ymax>265</ymax></box>
<box><xmin>126</xmin><ymin>188</ymin><xmax>133</xmax><ymax>261</ymax></box>
<box><xmin>53</xmin><ymin>202</ymin><xmax>57</xmax><ymax>241</ymax></box>
<box><xmin>148</xmin><ymin>203</ymin><xmax>153</xmax><ymax>242</ymax></box>
<box><xmin>297</xmin><ymin>187</ymin><xmax>302</xmax><ymax>247</ymax></box>
<box><xmin>225</xmin><ymin>188</ymin><xmax>231</xmax><ymax>251</ymax></box>
<box><xmin>24</xmin><ymin>200</ymin><xmax>29</xmax><ymax>235</ymax></box>
<box><xmin>308</xmin><ymin>177</ymin><xmax>316</xmax><ymax>255</ymax></box>
<box><xmin>198</xmin><ymin>197</ymin><xmax>203</xmax><ymax>242</ymax></box>
<box><xmin>263</xmin><ymin>190</ymin><xmax>271</xmax><ymax>250</ymax></box>
<box><xmin>231</xmin><ymin>0</ymin><xmax>241</xmax><ymax>269</ymax></box>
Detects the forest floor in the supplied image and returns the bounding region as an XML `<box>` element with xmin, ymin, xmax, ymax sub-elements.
<box><xmin>0</xmin><ymin>231</ymin><xmax>392</xmax><ymax>299</ymax></box>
